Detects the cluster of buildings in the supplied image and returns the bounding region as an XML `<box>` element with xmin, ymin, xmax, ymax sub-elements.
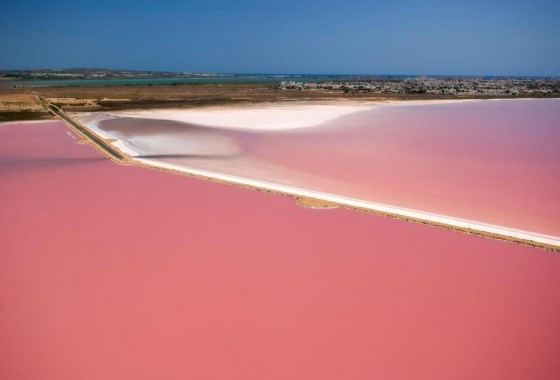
<box><xmin>277</xmin><ymin>77</ymin><xmax>560</xmax><ymax>96</ymax></box>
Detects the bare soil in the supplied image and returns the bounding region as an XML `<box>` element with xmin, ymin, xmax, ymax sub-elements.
<box><xmin>1</xmin><ymin>82</ymin><xmax>557</xmax><ymax>121</ymax></box>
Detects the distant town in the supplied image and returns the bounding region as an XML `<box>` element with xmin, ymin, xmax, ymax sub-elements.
<box><xmin>276</xmin><ymin>77</ymin><xmax>560</xmax><ymax>97</ymax></box>
<box><xmin>1</xmin><ymin>68</ymin><xmax>558</xmax><ymax>97</ymax></box>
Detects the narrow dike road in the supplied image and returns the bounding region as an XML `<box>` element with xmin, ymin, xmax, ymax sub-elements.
<box><xmin>37</xmin><ymin>96</ymin><xmax>128</xmax><ymax>163</ymax></box>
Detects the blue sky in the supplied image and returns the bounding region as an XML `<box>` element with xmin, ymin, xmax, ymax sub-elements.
<box><xmin>1</xmin><ymin>0</ymin><xmax>559</xmax><ymax>75</ymax></box>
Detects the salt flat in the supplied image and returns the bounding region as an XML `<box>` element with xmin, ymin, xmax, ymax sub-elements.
<box><xmin>100</xmin><ymin>103</ymin><xmax>374</xmax><ymax>130</ymax></box>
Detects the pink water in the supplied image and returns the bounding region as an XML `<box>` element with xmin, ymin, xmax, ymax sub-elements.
<box><xmin>1</xmin><ymin>121</ymin><xmax>560</xmax><ymax>379</ymax></box>
<box><xmin>98</xmin><ymin>99</ymin><xmax>560</xmax><ymax>237</ymax></box>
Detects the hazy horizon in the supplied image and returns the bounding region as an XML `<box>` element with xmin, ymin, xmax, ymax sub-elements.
<box><xmin>3</xmin><ymin>67</ymin><xmax>560</xmax><ymax>79</ymax></box>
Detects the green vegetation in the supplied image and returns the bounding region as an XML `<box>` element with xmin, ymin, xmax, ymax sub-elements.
<box><xmin>0</xmin><ymin>111</ymin><xmax>53</xmax><ymax>122</ymax></box>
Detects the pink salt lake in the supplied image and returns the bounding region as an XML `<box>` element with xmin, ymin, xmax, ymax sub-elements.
<box><xmin>96</xmin><ymin>99</ymin><xmax>560</xmax><ymax>237</ymax></box>
<box><xmin>1</xmin><ymin>120</ymin><xmax>560</xmax><ymax>379</ymax></box>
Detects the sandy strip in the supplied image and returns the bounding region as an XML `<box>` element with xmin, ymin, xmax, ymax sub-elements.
<box><xmin>134</xmin><ymin>157</ymin><xmax>560</xmax><ymax>249</ymax></box>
